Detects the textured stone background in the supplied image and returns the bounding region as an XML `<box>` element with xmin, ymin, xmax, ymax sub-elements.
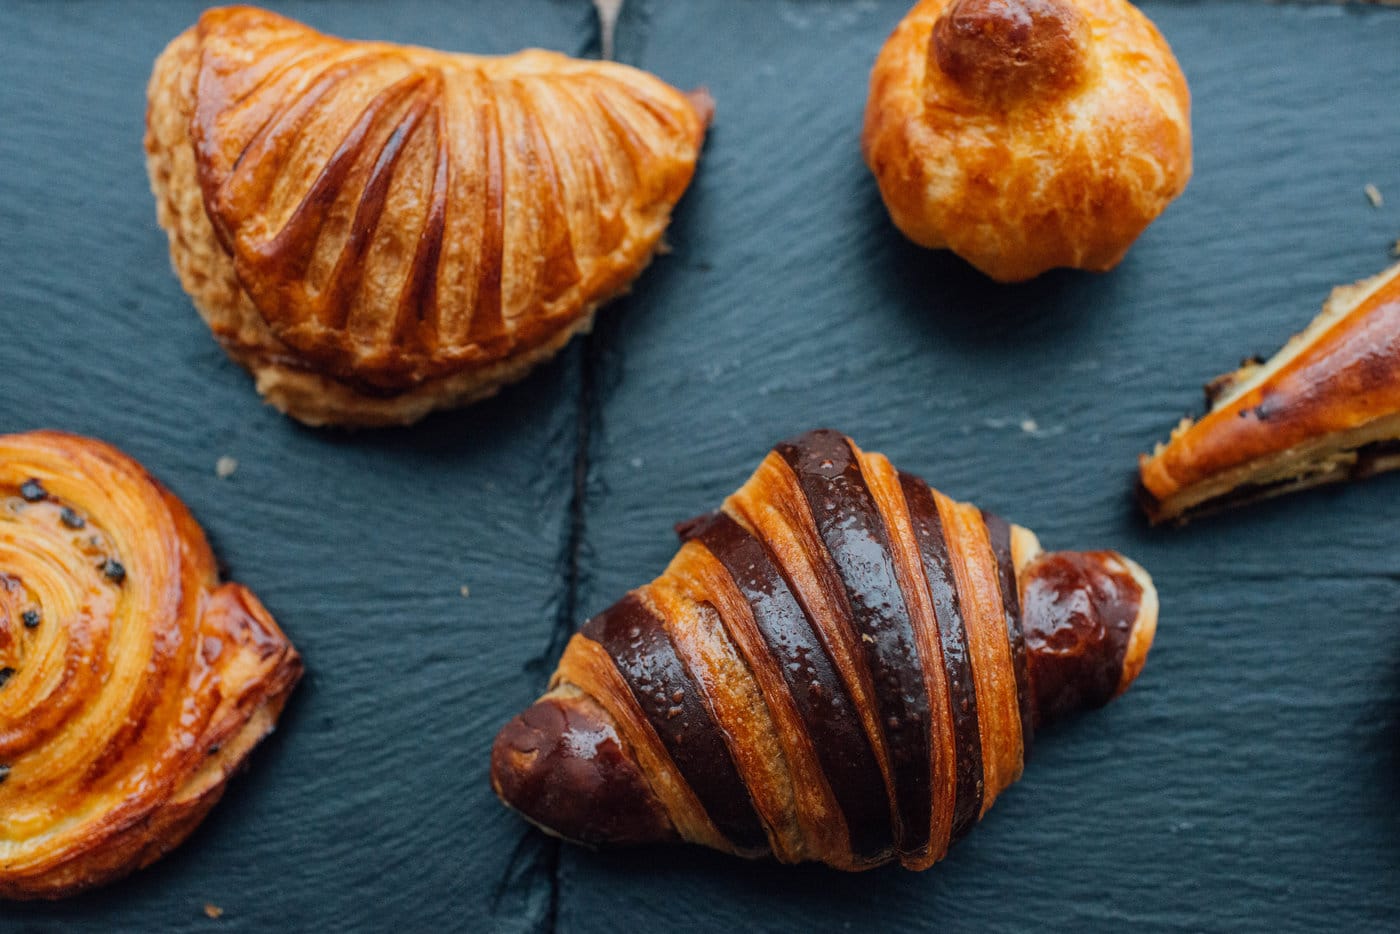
<box><xmin>1</xmin><ymin>1</ymin><xmax>1397</xmax><ymax>931</ymax></box>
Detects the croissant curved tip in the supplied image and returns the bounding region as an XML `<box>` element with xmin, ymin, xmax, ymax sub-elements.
<box><xmin>490</xmin><ymin>689</ymin><xmax>675</xmax><ymax>847</ymax></box>
<box><xmin>1020</xmin><ymin>549</ymin><xmax>1158</xmax><ymax>729</ymax></box>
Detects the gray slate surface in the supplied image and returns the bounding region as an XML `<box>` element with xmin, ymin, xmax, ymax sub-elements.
<box><xmin>2</xmin><ymin>1</ymin><xmax>1398</xmax><ymax>932</ymax></box>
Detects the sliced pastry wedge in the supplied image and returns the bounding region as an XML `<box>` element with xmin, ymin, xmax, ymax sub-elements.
<box><xmin>1140</xmin><ymin>262</ymin><xmax>1400</xmax><ymax>524</ymax></box>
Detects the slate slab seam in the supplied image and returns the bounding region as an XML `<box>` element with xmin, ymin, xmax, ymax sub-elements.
<box><xmin>490</xmin><ymin>13</ymin><xmax>618</xmax><ymax>934</ymax></box>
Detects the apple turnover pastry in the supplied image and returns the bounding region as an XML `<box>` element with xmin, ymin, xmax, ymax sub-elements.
<box><xmin>1141</xmin><ymin>262</ymin><xmax>1400</xmax><ymax>524</ymax></box>
<box><xmin>492</xmin><ymin>429</ymin><xmax>1157</xmax><ymax>869</ymax></box>
<box><xmin>862</xmin><ymin>0</ymin><xmax>1192</xmax><ymax>282</ymax></box>
<box><xmin>145</xmin><ymin>6</ymin><xmax>712</xmax><ymax>426</ymax></box>
<box><xmin>0</xmin><ymin>431</ymin><xmax>301</xmax><ymax>899</ymax></box>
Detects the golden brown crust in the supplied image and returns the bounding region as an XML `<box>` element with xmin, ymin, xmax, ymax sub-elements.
<box><xmin>145</xmin><ymin>5</ymin><xmax>709</xmax><ymax>426</ymax></box>
<box><xmin>935</xmin><ymin>491</ymin><xmax>1023</xmax><ymax>815</ymax></box>
<box><xmin>491</xmin><ymin>430</ymin><xmax>1157</xmax><ymax>870</ymax></box>
<box><xmin>1140</xmin><ymin>262</ymin><xmax>1400</xmax><ymax>523</ymax></box>
<box><xmin>0</xmin><ymin>431</ymin><xmax>301</xmax><ymax>900</ymax></box>
<box><xmin>862</xmin><ymin>0</ymin><xmax>1192</xmax><ymax>282</ymax></box>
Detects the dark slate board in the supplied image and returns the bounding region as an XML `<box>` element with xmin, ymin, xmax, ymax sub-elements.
<box><xmin>2</xmin><ymin>1</ymin><xmax>1399</xmax><ymax>932</ymax></box>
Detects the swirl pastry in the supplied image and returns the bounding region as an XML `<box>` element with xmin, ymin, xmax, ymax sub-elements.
<box><xmin>492</xmin><ymin>429</ymin><xmax>1157</xmax><ymax>869</ymax></box>
<box><xmin>862</xmin><ymin>0</ymin><xmax>1192</xmax><ymax>282</ymax></box>
<box><xmin>0</xmin><ymin>431</ymin><xmax>301</xmax><ymax>899</ymax></box>
<box><xmin>1141</xmin><ymin>262</ymin><xmax>1400</xmax><ymax>524</ymax></box>
<box><xmin>145</xmin><ymin>6</ymin><xmax>712</xmax><ymax>427</ymax></box>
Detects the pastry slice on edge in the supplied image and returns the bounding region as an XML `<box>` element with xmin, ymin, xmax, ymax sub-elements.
<box><xmin>1140</xmin><ymin>262</ymin><xmax>1400</xmax><ymax>524</ymax></box>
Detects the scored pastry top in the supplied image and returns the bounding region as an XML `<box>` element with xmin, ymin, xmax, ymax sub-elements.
<box><xmin>158</xmin><ymin>5</ymin><xmax>710</xmax><ymax>394</ymax></box>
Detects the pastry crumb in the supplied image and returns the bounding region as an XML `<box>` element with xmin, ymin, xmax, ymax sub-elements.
<box><xmin>204</xmin><ymin>903</ymin><xmax>224</xmax><ymax>919</ymax></box>
<box><xmin>1390</xmin><ymin>238</ymin><xmax>1400</xmax><ymax>258</ymax></box>
<box><xmin>459</xmin><ymin>585</ymin><xmax>471</xmax><ymax>598</ymax></box>
<box><xmin>215</xmin><ymin>456</ymin><xmax>238</xmax><ymax>479</ymax></box>
<box><xmin>1364</xmin><ymin>183</ymin><xmax>1384</xmax><ymax>208</ymax></box>
<box><xmin>1020</xmin><ymin>419</ymin><xmax>1038</xmax><ymax>433</ymax></box>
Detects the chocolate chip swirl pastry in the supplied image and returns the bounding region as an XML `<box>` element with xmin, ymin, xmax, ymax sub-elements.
<box><xmin>492</xmin><ymin>429</ymin><xmax>1157</xmax><ymax>869</ymax></box>
<box><xmin>862</xmin><ymin>0</ymin><xmax>1192</xmax><ymax>282</ymax></box>
<box><xmin>145</xmin><ymin>5</ymin><xmax>712</xmax><ymax>426</ymax></box>
<box><xmin>0</xmin><ymin>431</ymin><xmax>301</xmax><ymax>899</ymax></box>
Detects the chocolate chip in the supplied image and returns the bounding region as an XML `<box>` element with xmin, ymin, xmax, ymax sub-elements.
<box><xmin>22</xmin><ymin>609</ymin><xmax>40</xmax><ymax>629</ymax></box>
<box><xmin>60</xmin><ymin>506</ymin><xmax>85</xmax><ymax>529</ymax></box>
<box><xmin>102</xmin><ymin>559</ymin><xmax>126</xmax><ymax>584</ymax></box>
<box><xmin>19</xmin><ymin>479</ymin><xmax>46</xmax><ymax>502</ymax></box>
<box><xmin>0</xmin><ymin>667</ymin><xmax>14</xmax><ymax>688</ymax></box>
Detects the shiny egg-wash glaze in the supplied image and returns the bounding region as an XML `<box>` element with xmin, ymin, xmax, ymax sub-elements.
<box><xmin>0</xmin><ymin>432</ymin><xmax>301</xmax><ymax>899</ymax></box>
<box><xmin>493</xmin><ymin>430</ymin><xmax>1157</xmax><ymax>870</ymax></box>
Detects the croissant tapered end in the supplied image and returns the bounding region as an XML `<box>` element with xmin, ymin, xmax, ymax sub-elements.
<box><xmin>491</xmin><ymin>688</ymin><xmax>676</xmax><ymax>847</ymax></box>
<box><xmin>1140</xmin><ymin>262</ymin><xmax>1400</xmax><ymax>524</ymax></box>
<box><xmin>493</xmin><ymin>430</ymin><xmax>1158</xmax><ymax>870</ymax></box>
<box><xmin>1019</xmin><ymin>550</ymin><xmax>1157</xmax><ymax>731</ymax></box>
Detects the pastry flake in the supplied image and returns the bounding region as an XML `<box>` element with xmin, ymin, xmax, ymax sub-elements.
<box><xmin>146</xmin><ymin>5</ymin><xmax>711</xmax><ymax>426</ymax></box>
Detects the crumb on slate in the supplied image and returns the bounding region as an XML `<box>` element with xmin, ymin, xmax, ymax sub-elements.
<box><xmin>460</xmin><ymin>585</ymin><xmax>471</xmax><ymax>598</ymax></box>
<box><xmin>215</xmin><ymin>456</ymin><xmax>238</xmax><ymax>479</ymax></box>
<box><xmin>1364</xmin><ymin>183</ymin><xmax>1384</xmax><ymax>208</ymax></box>
<box><xmin>204</xmin><ymin>903</ymin><xmax>224</xmax><ymax>919</ymax></box>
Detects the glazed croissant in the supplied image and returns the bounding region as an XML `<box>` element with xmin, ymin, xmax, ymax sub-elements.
<box><xmin>145</xmin><ymin>5</ymin><xmax>711</xmax><ymax>427</ymax></box>
<box><xmin>0</xmin><ymin>432</ymin><xmax>301</xmax><ymax>899</ymax></box>
<box><xmin>492</xmin><ymin>430</ymin><xmax>1157</xmax><ymax>869</ymax></box>
<box><xmin>1141</xmin><ymin>261</ymin><xmax>1400</xmax><ymax>523</ymax></box>
<box><xmin>862</xmin><ymin>0</ymin><xmax>1192</xmax><ymax>282</ymax></box>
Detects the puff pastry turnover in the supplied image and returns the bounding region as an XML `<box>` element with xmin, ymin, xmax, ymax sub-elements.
<box><xmin>146</xmin><ymin>5</ymin><xmax>711</xmax><ymax>426</ymax></box>
<box><xmin>492</xmin><ymin>429</ymin><xmax>1157</xmax><ymax>870</ymax></box>
<box><xmin>1141</xmin><ymin>262</ymin><xmax>1400</xmax><ymax>524</ymax></box>
<box><xmin>0</xmin><ymin>431</ymin><xmax>301</xmax><ymax>899</ymax></box>
<box><xmin>862</xmin><ymin>0</ymin><xmax>1192</xmax><ymax>282</ymax></box>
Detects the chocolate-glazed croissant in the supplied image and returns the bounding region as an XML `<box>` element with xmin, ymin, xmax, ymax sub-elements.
<box><xmin>862</xmin><ymin>0</ymin><xmax>1192</xmax><ymax>282</ymax></box>
<box><xmin>145</xmin><ymin>5</ymin><xmax>711</xmax><ymax>427</ymax></box>
<box><xmin>0</xmin><ymin>432</ymin><xmax>301</xmax><ymax>899</ymax></box>
<box><xmin>492</xmin><ymin>430</ymin><xmax>1157</xmax><ymax>869</ymax></box>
